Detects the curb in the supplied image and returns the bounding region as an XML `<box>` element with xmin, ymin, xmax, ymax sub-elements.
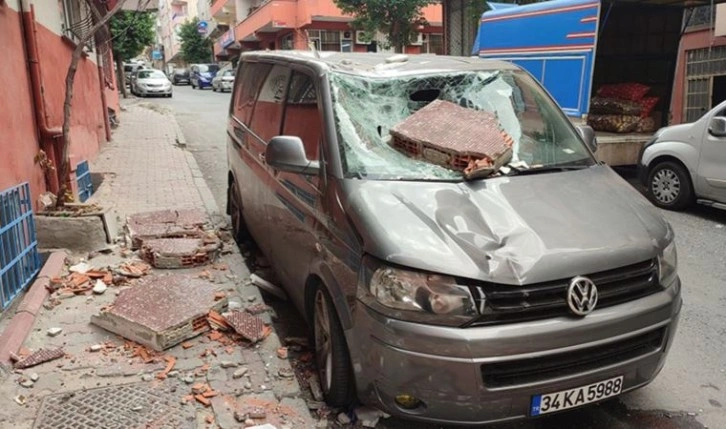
<box><xmin>0</xmin><ymin>251</ymin><xmax>67</xmax><ymax>366</ymax></box>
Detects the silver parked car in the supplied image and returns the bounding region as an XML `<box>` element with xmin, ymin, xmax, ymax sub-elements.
<box><xmin>639</xmin><ymin>101</ymin><xmax>726</xmax><ymax>211</ymax></box>
<box><xmin>227</xmin><ymin>51</ymin><xmax>681</xmax><ymax>425</ymax></box>
<box><xmin>212</xmin><ymin>69</ymin><xmax>235</xmax><ymax>92</ymax></box>
<box><xmin>132</xmin><ymin>69</ymin><xmax>172</xmax><ymax>98</ymax></box>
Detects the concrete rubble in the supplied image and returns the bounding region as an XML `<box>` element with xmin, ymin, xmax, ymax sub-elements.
<box><xmin>125</xmin><ymin>208</ymin><xmax>210</xmax><ymax>250</ymax></box>
<box><xmin>91</xmin><ymin>274</ymin><xmax>228</xmax><ymax>351</ymax></box>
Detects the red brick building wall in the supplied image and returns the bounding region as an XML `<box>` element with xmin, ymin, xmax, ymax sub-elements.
<box><xmin>0</xmin><ymin>0</ymin><xmax>113</xmax><ymax>208</ymax></box>
<box><xmin>0</xmin><ymin>3</ymin><xmax>46</xmax><ymax>203</ymax></box>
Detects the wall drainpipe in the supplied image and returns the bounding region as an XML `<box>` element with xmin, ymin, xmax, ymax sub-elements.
<box><xmin>19</xmin><ymin>0</ymin><xmax>62</xmax><ymax>195</ymax></box>
<box><xmin>96</xmin><ymin>51</ymin><xmax>112</xmax><ymax>142</ymax></box>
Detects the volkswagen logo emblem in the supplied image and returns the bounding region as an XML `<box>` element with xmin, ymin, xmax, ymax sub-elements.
<box><xmin>567</xmin><ymin>276</ymin><xmax>598</xmax><ymax>316</ymax></box>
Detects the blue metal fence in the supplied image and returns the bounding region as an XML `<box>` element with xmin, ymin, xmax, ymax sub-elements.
<box><xmin>76</xmin><ymin>160</ymin><xmax>93</xmax><ymax>202</ymax></box>
<box><xmin>0</xmin><ymin>183</ymin><xmax>40</xmax><ymax>310</ymax></box>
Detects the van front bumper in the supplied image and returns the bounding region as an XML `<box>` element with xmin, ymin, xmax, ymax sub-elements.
<box><xmin>348</xmin><ymin>278</ymin><xmax>681</xmax><ymax>426</ymax></box>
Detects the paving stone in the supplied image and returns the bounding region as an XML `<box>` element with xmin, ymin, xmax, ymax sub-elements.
<box><xmin>90</xmin><ymin>274</ymin><xmax>228</xmax><ymax>351</ymax></box>
<box><xmin>46</xmin><ymin>328</ymin><xmax>63</xmax><ymax>337</ymax></box>
<box><xmin>232</xmin><ymin>367</ymin><xmax>248</xmax><ymax>379</ymax></box>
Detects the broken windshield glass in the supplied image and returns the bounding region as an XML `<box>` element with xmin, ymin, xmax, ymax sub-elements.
<box><xmin>329</xmin><ymin>69</ymin><xmax>594</xmax><ymax>181</ymax></box>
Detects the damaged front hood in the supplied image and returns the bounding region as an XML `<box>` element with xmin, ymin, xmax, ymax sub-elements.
<box><xmin>342</xmin><ymin>165</ymin><xmax>669</xmax><ymax>285</ymax></box>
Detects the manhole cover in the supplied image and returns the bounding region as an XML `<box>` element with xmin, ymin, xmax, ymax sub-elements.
<box><xmin>34</xmin><ymin>382</ymin><xmax>194</xmax><ymax>429</ymax></box>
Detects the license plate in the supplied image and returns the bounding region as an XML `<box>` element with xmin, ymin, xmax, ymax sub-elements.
<box><xmin>530</xmin><ymin>376</ymin><xmax>623</xmax><ymax>416</ymax></box>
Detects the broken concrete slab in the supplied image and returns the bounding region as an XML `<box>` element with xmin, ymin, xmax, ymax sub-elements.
<box><xmin>127</xmin><ymin>208</ymin><xmax>208</xmax><ymax>227</ymax></box>
<box><xmin>223</xmin><ymin>311</ymin><xmax>266</xmax><ymax>343</ymax></box>
<box><xmin>91</xmin><ymin>274</ymin><xmax>228</xmax><ymax>351</ymax></box>
<box><xmin>13</xmin><ymin>348</ymin><xmax>65</xmax><ymax>369</ymax></box>
<box><xmin>140</xmin><ymin>237</ymin><xmax>221</xmax><ymax>269</ymax></box>
<box><xmin>125</xmin><ymin>209</ymin><xmax>209</xmax><ymax>250</ymax></box>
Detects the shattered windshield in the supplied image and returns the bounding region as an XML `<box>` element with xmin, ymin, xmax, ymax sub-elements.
<box><xmin>330</xmin><ymin>70</ymin><xmax>594</xmax><ymax>181</ymax></box>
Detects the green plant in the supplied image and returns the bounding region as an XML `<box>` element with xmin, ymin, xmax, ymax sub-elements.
<box><xmin>333</xmin><ymin>0</ymin><xmax>437</xmax><ymax>53</ymax></box>
<box><xmin>178</xmin><ymin>18</ymin><xmax>213</xmax><ymax>63</ymax></box>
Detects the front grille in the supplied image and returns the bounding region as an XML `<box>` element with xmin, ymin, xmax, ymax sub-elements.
<box><xmin>467</xmin><ymin>259</ymin><xmax>658</xmax><ymax>326</ymax></box>
<box><xmin>481</xmin><ymin>327</ymin><xmax>666</xmax><ymax>388</ymax></box>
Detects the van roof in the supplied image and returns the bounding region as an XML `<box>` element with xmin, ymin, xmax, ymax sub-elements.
<box><xmin>239</xmin><ymin>51</ymin><xmax>517</xmax><ymax>77</ymax></box>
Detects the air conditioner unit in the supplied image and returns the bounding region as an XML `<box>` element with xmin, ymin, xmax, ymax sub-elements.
<box><xmin>355</xmin><ymin>30</ymin><xmax>372</xmax><ymax>45</ymax></box>
<box><xmin>341</xmin><ymin>31</ymin><xmax>353</xmax><ymax>40</ymax></box>
<box><xmin>411</xmin><ymin>33</ymin><xmax>424</xmax><ymax>46</ymax></box>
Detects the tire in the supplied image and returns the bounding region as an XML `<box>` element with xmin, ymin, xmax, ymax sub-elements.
<box><xmin>227</xmin><ymin>180</ymin><xmax>249</xmax><ymax>243</ymax></box>
<box><xmin>312</xmin><ymin>286</ymin><xmax>355</xmax><ymax>408</ymax></box>
<box><xmin>646</xmin><ymin>161</ymin><xmax>694</xmax><ymax>210</ymax></box>
<box><xmin>213</xmin><ymin>85</ymin><xmax>217</xmax><ymax>92</ymax></box>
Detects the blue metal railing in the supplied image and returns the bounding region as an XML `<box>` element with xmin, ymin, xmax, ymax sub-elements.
<box><xmin>0</xmin><ymin>183</ymin><xmax>40</xmax><ymax>310</ymax></box>
<box><xmin>76</xmin><ymin>160</ymin><xmax>93</xmax><ymax>202</ymax></box>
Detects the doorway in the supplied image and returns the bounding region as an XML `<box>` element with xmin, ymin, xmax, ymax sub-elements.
<box><xmin>712</xmin><ymin>75</ymin><xmax>726</xmax><ymax>109</ymax></box>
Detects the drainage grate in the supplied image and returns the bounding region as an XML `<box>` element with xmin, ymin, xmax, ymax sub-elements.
<box><xmin>33</xmin><ymin>382</ymin><xmax>195</xmax><ymax>429</ymax></box>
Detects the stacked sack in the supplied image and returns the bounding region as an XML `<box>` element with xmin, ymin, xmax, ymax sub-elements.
<box><xmin>587</xmin><ymin>83</ymin><xmax>658</xmax><ymax>133</ymax></box>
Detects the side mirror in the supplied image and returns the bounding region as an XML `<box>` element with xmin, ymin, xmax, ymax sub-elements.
<box><xmin>709</xmin><ymin>117</ymin><xmax>726</xmax><ymax>137</ymax></box>
<box><xmin>266</xmin><ymin>136</ymin><xmax>320</xmax><ymax>175</ymax></box>
<box><xmin>577</xmin><ymin>125</ymin><xmax>598</xmax><ymax>153</ymax></box>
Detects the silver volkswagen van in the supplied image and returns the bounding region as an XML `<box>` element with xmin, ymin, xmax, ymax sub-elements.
<box><xmin>226</xmin><ymin>51</ymin><xmax>681</xmax><ymax>425</ymax></box>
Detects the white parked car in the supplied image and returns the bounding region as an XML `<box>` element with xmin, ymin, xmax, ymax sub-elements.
<box><xmin>132</xmin><ymin>69</ymin><xmax>172</xmax><ymax>98</ymax></box>
<box><xmin>639</xmin><ymin>100</ymin><xmax>726</xmax><ymax>211</ymax></box>
<box><xmin>212</xmin><ymin>69</ymin><xmax>235</xmax><ymax>93</ymax></box>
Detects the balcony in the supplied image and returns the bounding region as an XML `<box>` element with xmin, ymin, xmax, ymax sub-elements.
<box><xmin>234</xmin><ymin>0</ymin><xmax>297</xmax><ymax>42</ymax></box>
<box><xmin>211</xmin><ymin>0</ymin><xmax>236</xmax><ymax>23</ymax></box>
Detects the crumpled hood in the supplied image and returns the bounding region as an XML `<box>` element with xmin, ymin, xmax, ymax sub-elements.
<box><xmin>342</xmin><ymin>165</ymin><xmax>670</xmax><ymax>285</ymax></box>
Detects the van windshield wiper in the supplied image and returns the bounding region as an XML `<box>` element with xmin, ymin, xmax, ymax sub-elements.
<box><xmin>503</xmin><ymin>164</ymin><xmax>590</xmax><ymax>176</ymax></box>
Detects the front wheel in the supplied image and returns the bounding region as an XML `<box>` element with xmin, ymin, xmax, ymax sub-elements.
<box><xmin>647</xmin><ymin>161</ymin><xmax>694</xmax><ymax>210</ymax></box>
<box><xmin>227</xmin><ymin>180</ymin><xmax>248</xmax><ymax>243</ymax></box>
<box><xmin>313</xmin><ymin>287</ymin><xmax>355</xmax><ymax>408</ymax></box>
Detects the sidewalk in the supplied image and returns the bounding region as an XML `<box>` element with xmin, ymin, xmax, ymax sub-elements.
<box><xmin>0</xmin><ymin>101</ymin><xmax>316</xmax><ymax>429</ymax></box>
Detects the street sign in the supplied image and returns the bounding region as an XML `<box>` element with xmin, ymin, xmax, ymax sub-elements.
<box><xmin>197</xmin><ymin>21</ymin><xmax>208</xmax><ymax>34</ymax></box>
<box><xmin>152</xmin><ymin>50</ymin><xmax>162</xmax><ymax>60</ymax></box>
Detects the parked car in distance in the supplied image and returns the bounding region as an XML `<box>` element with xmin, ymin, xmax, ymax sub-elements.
<box><xmin>190</xmin><ymin>64</ymin><xmax>220</xmax><ymax>90</ymax></box>
<box><xmin>212</xmin><ymin>69</ymin><xmax>235</xmax><ymax>92</ymax></box>
<box><xmin>132</xmin><ymin>69</ymin><xmax>172</xmax><ymax>98</ymax></box>
<box><xmin>639</xmin><ymin>101</ymin><xmax>726</xmax><ymax>211</ymax></box>
<box><xmin>124</xmin><ymin>63</ymin><xmax>147</xmax><ymax>86</ymax></box>
<box><xmin>171</xmin><ymin>68</ymin><xmax>190</xmax><ymax>85</ymax></box>
<box><xmin>227</xmin><ymin>51</ymin><xmax>681</xmax><ymax>426</ymax></box>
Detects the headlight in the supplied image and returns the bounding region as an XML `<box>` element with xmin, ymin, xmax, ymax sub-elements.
<box><xmin>658</xmin><ymin>240</ymin><xmax>678</xmax><ymax>286</ymax></box>
<box><xmin>357</xmin><ymin>258</ymin><xmax>478</xmax><ymax>326</ymax></box>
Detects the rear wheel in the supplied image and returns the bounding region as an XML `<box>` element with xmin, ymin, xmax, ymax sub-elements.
<box><xmin>313</xmin><ymin>287</ymin><xmax>355</xmax><ymax>407</ymax></box>
<box><xmin>647</xmin><ymin>161</ymin><xmax>694</xmax><ymax>210</ymax></box>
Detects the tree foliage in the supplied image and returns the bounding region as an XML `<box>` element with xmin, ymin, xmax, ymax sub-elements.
<box><xmin>179</xmin><ymin>17</ymin><xmax>212</xmax><ymax>63</ymax></box>
<box><xmin>110</xmin><ymin>11</ymin><xmax>156</xmax><ymax>61</ymax></box>
<box><xmin>333</xmin><ymin>0</ymin><xmax>437</xmax><ymax>53</ymax></box>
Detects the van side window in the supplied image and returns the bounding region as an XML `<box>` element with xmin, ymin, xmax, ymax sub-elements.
<box><xmin>233</xmin><ymin>63</ymin><xmax>272</xmax><ymax>126</ymax></box>
<box><xmin>282</xmin><ymin>72</ymin><xmax>321</xmax><ymax>160</ymax></box>
<box><xmin>249</xmin><ymin>65</ymin><xmax>291</xmax><ymax>142</ymax></box>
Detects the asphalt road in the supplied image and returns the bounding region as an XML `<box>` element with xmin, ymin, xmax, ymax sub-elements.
<box><xmin>151</xmin><ymin>85</ymin><xmax>726</xmax><ymax>428</ymax></box>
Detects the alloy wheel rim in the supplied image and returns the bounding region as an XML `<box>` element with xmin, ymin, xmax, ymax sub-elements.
<box><xmin>652</xmin><ymin>168</ymin><xmax>681</xmax><ymax>204</ymax></box>
<box><xmin>314</xmin><ymin>290</ymin><xmax>333</xmax><ymax>393</ymax></box>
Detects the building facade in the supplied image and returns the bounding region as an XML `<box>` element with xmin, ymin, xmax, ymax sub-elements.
<box><xmin>671</xmin><ymin>5</ymin><xmax>726</xmax><ymax>124</ymax></box>
<box><xmin>0</xmin><ymin>0</ymin><xmax>118</xmax><ymax>208</ymax></box>
<box><xmin>158</xmin><ymin>0</ymin><xmax>202</xmax><ymax>66</ymax></box>
<box><xmin>208</xmin><ymin>0</ymin><xmax>444</xmax><ymax>62</ymax></box>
